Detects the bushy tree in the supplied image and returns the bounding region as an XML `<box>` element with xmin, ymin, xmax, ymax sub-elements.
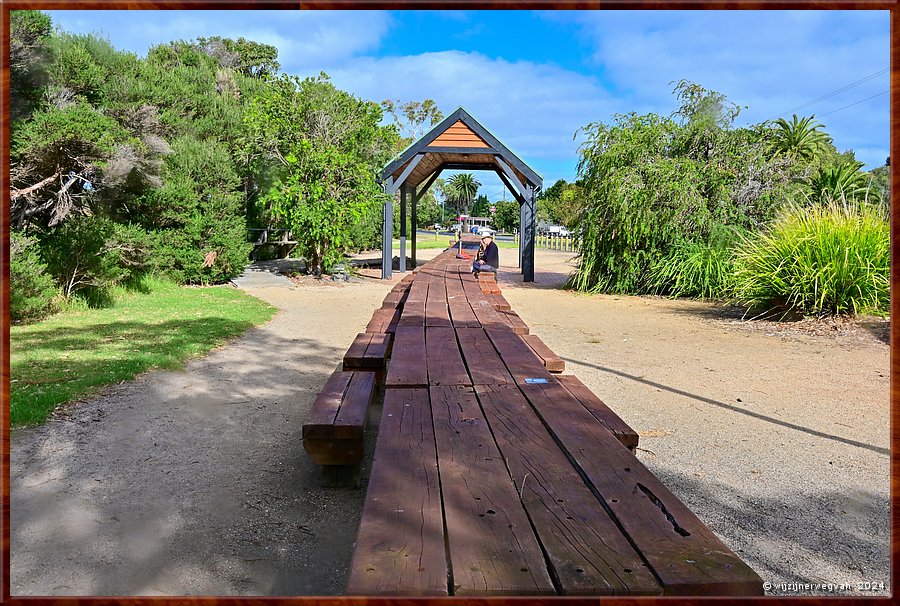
<box><xmin>10</xmin><ymin>231</ymin><xmax>59</xmax><ymax>322</ymax></box>
<box><xmin>571</xmin><ymin>82</ymin><xmax>792</xmax><ymax>294</ymax></box>
<box><xmin>492</xmin><ymin>199</ymin><xmax>520</xmax><ymax>233</ymax></box>
<box><xmin>245</xmin><ymin>74</ymin><xmax>397</xmax><ymax>274</ymax></box>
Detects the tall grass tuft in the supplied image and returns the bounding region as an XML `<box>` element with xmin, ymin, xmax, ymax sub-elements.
<box><xmin>733</xmin><ymin>199</ymin><xmax>888</xmax><ymax>316</ymax></box>
<box><xmin>649</xmin><ymin>225</ymin><xmax>743</xmax><ymax>299</ymax></box>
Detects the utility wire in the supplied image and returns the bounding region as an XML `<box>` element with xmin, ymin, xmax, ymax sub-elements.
<box><xmin>767</xmin><ymin>67</ymin><xmax>889</xmax><ymax>121</ymax></box>
<box><xmin>817</xmin><ymin>90</ymin><xmax>889</xmax><ymax>118</ymax></box>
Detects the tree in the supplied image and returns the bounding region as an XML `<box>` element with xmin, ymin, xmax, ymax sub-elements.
<box><xmin>492</xmin><ymin>199</ymin><xmax>520</xmax><ymax>233</ymax></box>
<box><xmin>381</xmin><ymin>98</ymin><xmax>443</xmax><ymax>150</ymax></box>
<box><xmin>244</xmin><ymin>74</ymin><xmax>397</xmax><ymax>274</ymax></box>
<box><xmin>768</xmin><ymin>114</ymin><xmax>830</xmax><ymax>163</ymax></box>
<box><xmin>807</xmin><ymin>160</ymin><xmax>869</xmax><ymax>203</ymax></box>
<box><xmin>9</xmin><ymin>10</ymin><xmax>52</xmax><ymax>122</ymax></box>
<box><xmin>445</xmin><ymin>173</ymin><xmax>481</xmax><ymax>230</ymax></box>
<box><xmin>472</xmin><ymin>193</ymin><xmax>490</xmax><ymax>218</ymax></box>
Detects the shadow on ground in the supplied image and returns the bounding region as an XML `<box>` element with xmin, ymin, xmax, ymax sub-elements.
<box><xmin>12</xmin><ymin>324</ymin><xmax>376</xmax><ymax>596</ymax></box>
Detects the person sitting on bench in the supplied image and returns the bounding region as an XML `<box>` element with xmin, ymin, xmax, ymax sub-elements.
<box><xmin>473</xmin><ymin>233</ymin><xmax>499</xmax><ymax>276</ymax></box>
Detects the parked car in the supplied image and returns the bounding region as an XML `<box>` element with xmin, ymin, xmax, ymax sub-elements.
<box><xmin>432</xmin><ymin>224</ymin><xmax>446</xmax><ymax>231</ymax></box>
<box><xmin>476</xmin><ymin>226</ymin><xmax>497</xmax><ymax>237</ymax></box>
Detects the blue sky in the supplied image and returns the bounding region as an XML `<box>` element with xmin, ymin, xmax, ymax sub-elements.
<box><xmin>48</xmin><ymin>9</ymin><xmax>890</xmax><ymax>202</ymax></box>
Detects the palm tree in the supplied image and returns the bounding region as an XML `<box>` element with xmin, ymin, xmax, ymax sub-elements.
<box><xmin>769</xmin><ymin>114</ymin><xmax>830</xmax><ymax>163</ymax></box>
<box><xmin>807</xmin><ymin>161</ymin><xmax>869</xmax><ymax>203</ymax></box>
<box><xmin>446</xmin><ymin>173</ymin><xmax>481</xmax><ymax>230</ymax></box>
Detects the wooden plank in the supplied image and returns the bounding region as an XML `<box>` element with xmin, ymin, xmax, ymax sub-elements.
<box><xmin>484</xmin><ymin>327</ymin><xmax>553</xmax><ymax>383</ymax></box>
<box><xmin>344</xmin><ymin>333</ymin><xmax>375</xmax><ymax>367</ymax></box>
<box><xmin>487</xmin><ymin>293</ymin><xmax>511</xmax><ymax>311</ymax></box>
<box><xmin>430</xmin><ymin>385</ymin><xmax>555</xmax><ymax>596</ymax></box>
<box><xmin>522</xmin><ymin>334</ymin><xmax>564</xmax><ymax>372</ymax></box>
<box><xmin>455</xmin><ymin>328</ymin><xmax>513</xmax><ymax>386</ymax></box>
<box><xmin>470</xmin><ymin>299</ymin><xmax>513</xmax><ymax>332</ymax></box>
<box><xmin>498</xmin><ymin>309</ymin><xmax>529</xmax><ymax>335</ymax></box>
<box><xmin>425</xmin><ymin>302</ymin><xmax>452</xmax><ymax>328</ymax></box>
<box><xmin>333</xmin><ymin>371</ymin><xmax>376</xmax><ymax>439</ymax></box>
<box><xmin>366</xmin><ymin>306</ymin><xmax>401</xmax><ymax>334</ymax></box>
<box><xmin>303</xmin><ymin>436</ymin><xmax>364</xmax><ymax>466</ymax></box>
<box><xmin>556</xmin><ymin>375</ymin><xmax>638</xmax><ymax>451</ymax></box>
<box><xmin>517</xmin><ymin>380</ymin><xmax>764</xmax><ymax>596</ymax></box>
<box><xmin>366</xmin><ymin>332</ymin><xmax>392</xmax><ymax>360</ymax></box>
<box><xmin>399</xmin><ymin>298</ymin><xmax>426</xmax><ymax>326</ymax></box>
<box><xmin>302</xmin><ymin>371</ymin><xmax>352</xmax><ymax>438</ymax></box>
<box><xmin>386</xmin><ymin>325</ymin><xmax>428</xmax><ymax>387</ymax></box>
<box><xmin>347</xmin><ymin>388</ymin><xmax>447</xmax><ymax>596</ymax></box>
<box><xmin>475</xmin><ymin>384</ymin><xmax>662</xmax><ymax>595</ymax></box>
<box><xmin>449</xmin><ymin>300</ymin><xmax>481</xmax><ymax>328</ymax></box>
<box><xmin>425</xmin><ymin>327</ymin><xmax>470</xmax><ymax>386</ymax></box>
<box><xmin>406</xmin><ymin>280</ymin><xmax>429</xmax><ymax>303</ymax></box>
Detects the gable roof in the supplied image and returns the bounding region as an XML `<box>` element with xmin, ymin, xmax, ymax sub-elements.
<box><xmin>380</xmin><ymin>107</ymin><xmax>542</xmax><ymax>194</ymax></box>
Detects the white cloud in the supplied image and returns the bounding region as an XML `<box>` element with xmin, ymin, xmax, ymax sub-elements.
<box><xmin>552</xmin><ymin>10</ymin><xmax>890</xmax><ymax>168</ymax></box>
<box><xmin>312</xmin><ymin>50</ymin><xmax>617</xmax><ymax>176</ymax></box>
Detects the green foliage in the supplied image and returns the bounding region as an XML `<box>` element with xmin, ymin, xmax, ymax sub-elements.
<box><xmin>733</xmin><ymin>200</ymin><xmax>889</xmax><ymax>316</ymax></box>
<box><xmin>40</xmin><ymin>215</ymin><xmax>151</xmax><ymax>305</ymax></box>
<box><xmin>471</xmin><ymin>194</ymin><xmax>491</xmax><ymax>218</ymax></box>
<box><xmin>492</xmin><ymin>199</ymin><xmax>520</xmax><ymax>232</ymax></box>
<box><xmin>144</xmin><ymin>136</ymin><xmax>251</xmax><ymax>283</ymax></box>
<box><xmin>768</xmin><ymin>114</ymin><xmax>830</xmax><ymax>162</ymax></box>
<box><xmin>245</xmin><ymin>74</ymin><xmax>397</xmax><ymax>273</ymax></box>
<box><xmin>444</xmin><ymin>173</ymin><xmax>481</xmax><ymax>224</ymax></box>
<box><xmin>649</xmin><ymin>226</ymin><xmax>744</xmax><ymax>299</ymax></box>
<box><xmin>571</xmin><ymin>82</ymin><xmax>792</xmax><ymax>294</ymax></box>
<box><xmin>10</xmin><ymin>10</ymin><xmax>52</xmax><ymax>121</ymax></box>
<box><xmin>381</xmin><ymin>98</ymin><xmax>443</xmax><ymax>150</ymax></box>
<box><xmin>196</xmin><ymin>36</ymin><xmax>280</xmax><ymax>78</ymax></box>
<box><xmin>806</xmin><ymin>160</ymin><xmax>869</xmax><ymax>204</ymax></box>
<box><xmin>10</xmin><ymin>278</ymin><xmax>276</xmax><ymax>425</ymax></box>
<box><xmin>10</xmin><ymin>231</ymin><xmax>59</xmax><ymax>322</ymax></box>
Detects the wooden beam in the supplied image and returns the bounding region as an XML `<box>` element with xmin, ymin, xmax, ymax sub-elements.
<box><xmin>386</xmin><ymin>153</ymin><xmax>424</xmax><ymax>194</ymax></box>
<box><xmin>495</xmin><ymin>156</ymin><xmax>527</xmax><ymax>200</ymax></box>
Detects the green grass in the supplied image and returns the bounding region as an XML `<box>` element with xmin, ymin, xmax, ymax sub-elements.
<box><xmin>10</xmin><ymin>276</ymin><xmax>277</xmax><ymax>426</ymax></box>
<box><xmin>733</xmin><ymin>200</ymin><xmax>889</xmax><ymax>316</ymax></box>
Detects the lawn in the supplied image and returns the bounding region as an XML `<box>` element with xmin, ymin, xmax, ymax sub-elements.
<box><xmin>10</xmin><ymin>278</ymin><xmax>277</xmax><ymax>426</ymax></box>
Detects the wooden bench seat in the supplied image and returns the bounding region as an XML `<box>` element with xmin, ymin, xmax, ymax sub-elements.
<box><xmin>522</xmin><ymin>333</ymin><xmax>565</xmax><ymax>372</ymax></box>
<box><xmin>343</xmin><ymin>241</ymin><xmax>762</xmax><ymax>596</ymax></box>
<box><xmin>343</xmin><ymin>332</ymin><xmax>392</xmax><ymax>384</ymax></box>
<box><xmin>302</xmin><ymin>370</ymin><xmax>376</xmax><ymax>466</ymax></box>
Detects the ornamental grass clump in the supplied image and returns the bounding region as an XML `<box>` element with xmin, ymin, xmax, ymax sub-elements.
<box><xmin>649</xmin><ymin>225</ymin><xmax>743</xmax><ymax>300</ymax></box>
<box><xmin>733</xmin><ymin>200</ymin><xmax>888</xmax><ymax>316</ymax></box>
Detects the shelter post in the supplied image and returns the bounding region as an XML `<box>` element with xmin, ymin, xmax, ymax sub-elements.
<box><xmin>411</xmin><ymin>186</ymin><xmax>417</xmax><ymax>268</ymax></box>
<box><xmin>523</xmin><ymin>185</ymin><xmax>536</xmax><ymax>282</ymax></box>
<box><xmin>399</xmin><ymin>185</ymin><xmax>407</xmax><ymax>273</ymax></box>
<box><xmin>382</xmin><ymin>189</ymin><xmax>393</xmax><ymax>279</ymax></box>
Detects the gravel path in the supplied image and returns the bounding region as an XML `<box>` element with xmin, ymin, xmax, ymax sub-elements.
<box><xmin>11</xmin><ymin>248</ymin><xmax>890</xmax><ymax>596</ymax></box>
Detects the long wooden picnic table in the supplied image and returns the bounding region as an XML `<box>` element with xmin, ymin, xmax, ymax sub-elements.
<box><xmin>341</xmin><ymin>237</ymin><xmax>763</xmax><ymax>596</ymax></box>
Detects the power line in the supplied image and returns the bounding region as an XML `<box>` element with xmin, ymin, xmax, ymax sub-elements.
<box><xmin>767</xmin><ymin>67</ymin><xmax>889</xmax><ymax>121</ymax></box>
<box><xmin>817</xmin><ymin>90</ymin><xmax>889</xmax><ymax>118</ymax></box>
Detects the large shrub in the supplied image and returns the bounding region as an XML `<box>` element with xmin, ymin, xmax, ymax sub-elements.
<box><xmin>10</xmin><ymin>231</ymin><xmax>59</xmax><ymax>322</ymax></box>
<box><xmin>40</xmin><ymin>215</ymin><xmax>151</xmax><ymax>305</ymax></box>
<box><xmin>733</xmin><ymin>200</ymin><xmax>888</xmax><ymax>316</ymax></box>
<box><xmin>142</xmin><ymin>136</ymin><xmax>251</xmax><ymax>283</ymax></box>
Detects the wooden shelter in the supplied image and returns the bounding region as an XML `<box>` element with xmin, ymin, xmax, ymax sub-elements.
<box><xmin>379</xmin><ymin>107</ymin><xmax>542</xmax><ymax>281</ymax></box>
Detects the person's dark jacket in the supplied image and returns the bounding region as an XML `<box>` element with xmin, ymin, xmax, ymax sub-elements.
<box><xmin>481</xmin><ymin>241</ymin><xmax>499</xmax><ymax>268</ymax></box>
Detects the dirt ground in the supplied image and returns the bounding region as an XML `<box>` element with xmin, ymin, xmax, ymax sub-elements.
<box><xmin>10</xmin><ymin>247</ymin><xmax>890</xmax><ymax>596</ymax></box>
